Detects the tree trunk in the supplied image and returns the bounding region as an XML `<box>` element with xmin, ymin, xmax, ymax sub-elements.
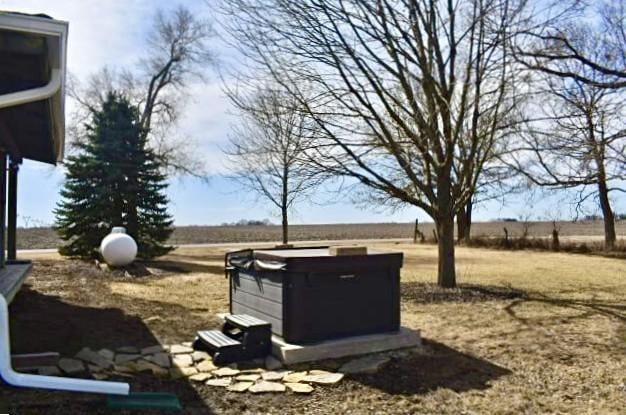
<box><xmin>597</xmin><ymin>178</ymin><xmax>616</xmax><ymax>249</ymax></box>
<box><xmin>551</xmin><ymin>222</ymin><xmax>560</xmax><ymax>251</ymax></box>
<box><xmin>436</xmin><ymin>214</ymin><xmax>457</xmax><ymax>288</ymax></box>
<box><xmin>281</xmin><ymin>206</ymin><xmax>288</xmax><ymax>245</ymax></box>
<box><xmin>456</xmin><ymin>211</ymin><xmax>466</xmax><ymax>243</ymax></box>
<box><xmin>125</xmin><ymin>172</ymin><xmax>140</xmax><ymax>241</ymax></box>
<box><xmin>281</xmin><ymin>163</ymin><xmax>289</xmax><ymax>245</ymax></box>
<box><xmin>436</xmin><ymin>176</ymin><xmax>456</xmax><ymax>288</ymax></box>
<box><xmin>456</xmin><ymin>199</ymin><xmax>473</xmax><ymax>244</ymax></box>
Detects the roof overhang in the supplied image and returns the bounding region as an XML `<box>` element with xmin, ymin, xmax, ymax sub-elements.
<box><xmin>0</xmin><ymin>12</ymin><xmax>68</xmax><ymax>165</ymax></box>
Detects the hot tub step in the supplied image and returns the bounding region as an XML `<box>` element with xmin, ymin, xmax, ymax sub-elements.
<box><xmin>195</xmin><ymin>330</ymin><xmax>241</xmax><ymax>348</ymax></box>
<box><xmin>225</xmin><ymin>314</ymin><xmax>271</xmax><ymax>330</ymax></box>
<box><xmin>193</xmin><ymin>315</ymin><xmax>273</xmax><ymax>364</ymax></box>
<box><xmin>193</xmin><ymin>330</ymin><xmax>244</xmax><ymax>364</ymax></box>
<box><xmin>222</xmin><ymin>314</ymin><xmax>272</xmax><ymax>359</ymax></box>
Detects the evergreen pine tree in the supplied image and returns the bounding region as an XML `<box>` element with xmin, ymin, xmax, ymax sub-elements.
<box><xmin>55</xmin><ymin>92</ymin><xmax>173</xmax><ymax>260</ymax></box>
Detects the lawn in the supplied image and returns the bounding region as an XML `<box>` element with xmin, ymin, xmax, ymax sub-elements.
<box><xmin>2</xmin><ymin>242</ymin><xmax>626</xmax><ymax>414</ymax></box>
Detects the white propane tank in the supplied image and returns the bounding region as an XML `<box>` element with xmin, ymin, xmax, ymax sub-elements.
<box><xmin>100</xmin><ymin>227</ymin><xmax>137</xmax><ymax>266</ymax></box>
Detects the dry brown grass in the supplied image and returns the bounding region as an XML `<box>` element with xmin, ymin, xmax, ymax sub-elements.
<box><xmin>8</xmin><ymin>243</ymin><xmax>626</xmax><ymax>414</ymax></box>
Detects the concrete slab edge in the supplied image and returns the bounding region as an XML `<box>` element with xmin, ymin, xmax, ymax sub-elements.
<box><xmin>271</xmin><ymin>327</ymin><xmax>421</xmax><ymax>365</ymax></box>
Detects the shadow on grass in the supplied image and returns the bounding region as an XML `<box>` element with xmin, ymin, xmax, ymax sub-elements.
<box><xmin>3</xmin><ymin>287</ymin><xmax>214</xmax><ymax>414</ymax></box>
<box><xmin>144</xmin><ymin>259</ymin><xmax>225</xmax><ymax>275</ymax></box>
<box><xmin>352</xmin><ymin>339</ymin><xmax>510</xmax><ymax>395</ymax></box>
<box><xmin>402</xmin><ymin>282</ymin><xmax>527</xmax><ymax>304</ymax></box>
<box><xmin>504</xmin><ymin>293</ymin><xmax>626</xmax><ymax>324</ymax></box>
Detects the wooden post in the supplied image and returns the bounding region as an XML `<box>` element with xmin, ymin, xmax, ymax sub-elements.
<box><xmin>7</xmin><ymin>158</ymin><xmax>17</xmax><ymax>261</ymax></box>
<box><xmin>0</xmin><ymin>153</ymin><xmax>6</xmax><ymax>268</ymax></box>
<box><xmin>551</xmin><ymin>221</ymin><xmax>560</xmax><ymax>252</ymax></box>
<box><xmin>413</xmin><ymin>219</ymin><xmax>424</xmax><ymax>243</ymax></box>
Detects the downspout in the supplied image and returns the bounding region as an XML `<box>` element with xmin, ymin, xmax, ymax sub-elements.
<box><xmin>0</xmin><ymin>295</ymin><xmax>129</xmax><ymax>395</ymax></box>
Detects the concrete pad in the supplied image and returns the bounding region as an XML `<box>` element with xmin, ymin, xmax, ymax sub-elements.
<box><xmin>271</xmin><ymin>327</ymin><xmax>421</xmax><ymax>365</ymax></box>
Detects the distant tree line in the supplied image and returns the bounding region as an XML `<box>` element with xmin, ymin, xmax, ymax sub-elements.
<box><xmin>220</xmin><ymin>219</ymin><xmax>274</xmax><ymax>227</ymax></box>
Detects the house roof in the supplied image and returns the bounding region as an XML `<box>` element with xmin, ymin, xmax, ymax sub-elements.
<box><xmin>0</xmin><ymin>11</ymin><xmax>68</xmax><ymax>164</ymax></box>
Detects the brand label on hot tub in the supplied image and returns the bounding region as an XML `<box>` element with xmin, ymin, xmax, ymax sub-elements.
<box><xmin>339</xmin><ymin>274</ymin><xmax>357</xmax><ymax>279</ymax></box>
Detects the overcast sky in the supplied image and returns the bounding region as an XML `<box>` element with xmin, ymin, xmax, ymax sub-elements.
<box><xmin>1</xmin><ymin>0</ymin><xmax>623</xmax><ymax>227</ymax></box>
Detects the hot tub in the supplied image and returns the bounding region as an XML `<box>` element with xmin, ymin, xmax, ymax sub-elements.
<box><xmin>226</xmin><ymin>247</ymin><xmax>403</xmax><ymax>344</ymax></box>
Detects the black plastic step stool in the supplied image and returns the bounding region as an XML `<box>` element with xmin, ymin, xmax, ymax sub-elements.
<box><xmin>193</xmin><ymin>314</ymin><xmax>272</xmax><ymax>364</ymax></box>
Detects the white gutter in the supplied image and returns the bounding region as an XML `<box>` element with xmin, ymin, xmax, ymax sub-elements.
<box><xmin>0</xmin><ymin>12</ymin><xmax>68</xmax><ymax>162</ymax></box>
<box><xmin>0</xmin><ymin>294</ymin><xmax>130</xmax><ymax>395</ymax></box>
<box><xmin>0</xmin><ymin>69</ymin><xmax>62</xmax><ymax>110</ymax></box>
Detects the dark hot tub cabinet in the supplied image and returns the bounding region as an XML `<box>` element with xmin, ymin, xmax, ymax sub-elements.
<box><xmin>226</xmin><ymin>247</ymin><xmax>403</xmax><ymax>344</ymax></box>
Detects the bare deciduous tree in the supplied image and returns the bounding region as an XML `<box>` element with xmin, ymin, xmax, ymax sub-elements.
<box><xmin>224</xmin><ymin>84</ymin><xmax>326</xmax><ymax>244</ymax></box>
<box><xmin>69</xmin><ymin>6</ymin><xmax>214</xmax><ymax>178</ymax></box>
<box><xmin>515</xmin><ymin>1</ymin><xmax>626</xmax><ymax>89</ymax></box>
<box><xmin>507</xmin><ymin>27</ymin><xmax>626</xmax><ymax>249</ymax></box>
<box><xmin>222</xmin><ymin>0</ymin><xmax>528</xmax><ymax>287</ymax></box>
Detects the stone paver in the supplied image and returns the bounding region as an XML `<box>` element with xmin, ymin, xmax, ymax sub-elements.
<box><xmin>145</xmin><ymin>352</ymin><xmax>171</xmax><ymax>368</ymax></box>
<box><xmin>307</xmin><ymin>369</ymin><xmax>331</xmax><ymax>375</ymax></box>
<box><xmin>339</xmin><ymin>355</ymin><xmax>390</xmax><ymax>374</ymax></box>
<box><xmin>302</xmin><ymin>372</ymin><xmax>344</xmax><ymax>384</ymax></box>
<box><xmin>76</xmin><ymin>348</ymin><xmax>112</xmax><ymax>369</ymax></box>
<box><xmin>249</xmin><ymin>381</ymin><xmax>286</xmax><ymax>393</ymax></box>
<box><xmin>196</xmin><ymin>360</ymin><xmax>217</xmax><ymax>372</ymax></box>
<box><xmin>98</xmin><ymin>349</ymin><xmax>115</xmax><ymax>361</ymax></box>
<box><xmin>169</xmin><ymin>344</ymin><xmax>194</xmax><ymax>354</ymax></box>
<box><xmin>134</xmin><ymin>360</ymin><xmax>169</xmax><ymax>377</ymax></box>
<box><xmin>113</xmin><ymin>363</ymin><xmax>135</xmax><ymax>373</ymax></box>
<box><xmin>212</xmin><ymin>367</ymin><xmax>240</xmax><ymax>377</ymax></box>
<box><xmin>192</xmin><ymin>351</ymin><xmax>210</xmax><ymax>362</ymax></box>
<box><xmin>206</xmin><ymin>377</ymin><xmax>232</xmax><ymax>387</ymax></box>
<box><xmin>227</xmin><ymin>381</ymin><xmax>254</xmax><ymax>392</ymax></box>
<box><xmin>58</xmin><ymin>358</ymin><xmax>85</xmax><ymax>374</ymax></box>
<box><xmin>282</xmin><ymin>371</ymin><xmax>308</xmax><ymax>383</ymax></box>
<box><xmin>235</xmin><ymin>373</ymin><xmax>261</xmax><ymax>382</ymax></box>
<box><xmin>262</xmin><ymin>371</ymin><xmax>290</xmax><ymax>381</ymax></box>
<box><xmin>115</xmin><ymin>354</ymin><xmax>141</xmax><ymax>365</ymax></box>
<box><xmin>172</xmin><ymin>354</ymin><xmax>194</xmax><ymax>368</ymax></box>
<box><xmin>141</xmin><ymin>345</ymin><xmax>166</xmax><ymax>355</ymax></box>
<box><xmin>285</xmin><ymin>382</ymin><xmax>314</xmax><ymax>394</ymax></box>
<box><xmin>189</xmin><ymin>373</ymin><xmax>212</xmax><ymax>382</ymax></box>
